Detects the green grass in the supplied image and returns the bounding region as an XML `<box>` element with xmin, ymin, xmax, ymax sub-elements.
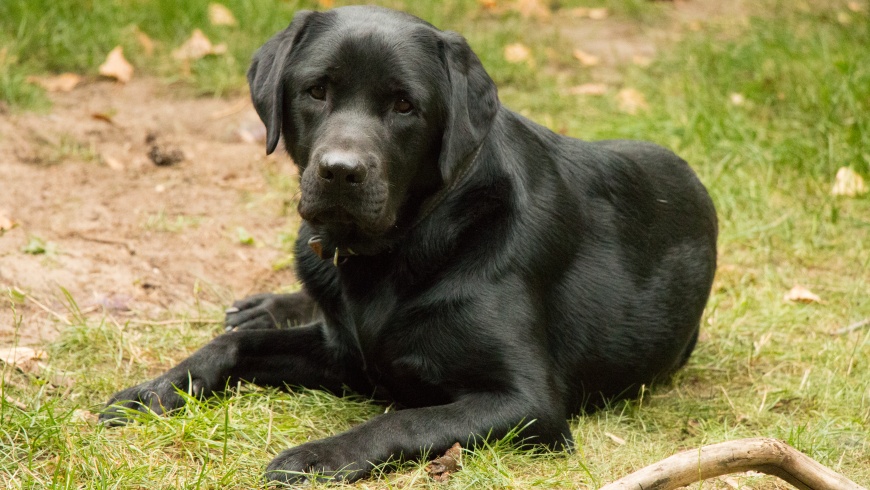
<box><xmin>2</xmin><ymin>1</ymin><xmax>869</xmax><ymax>488</ymax></box>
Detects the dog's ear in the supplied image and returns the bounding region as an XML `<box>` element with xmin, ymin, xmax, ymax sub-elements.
<box><xmin>438</xmin><ymin>32</ymin><xmax>499</xmax><ymax>182</ymax></box>
<box><xmin>247</xmin><ymin>10</ymin><xmax>314</xmax><ymax>155</ymax></box>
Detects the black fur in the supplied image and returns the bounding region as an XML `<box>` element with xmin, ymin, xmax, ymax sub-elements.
<box><xmin>102</xmin><ymin>6</ymin><xmax>717</xmax><ymax>484</ymax></box>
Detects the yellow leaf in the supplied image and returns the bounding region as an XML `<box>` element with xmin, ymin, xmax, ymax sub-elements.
<box><xmin>617</xmin><ymin>88</ymin><xmax>649</xmax><ymax>114</ymax></box>
<box><xmin>0</xmin><ymin>346</ymin><xmax>46</xmax><ymax>371</ymax></box>
<box><xmin>173</xmin><ymin>29</ymin><xmax>224</xmax><ymax>61</ymax></box>
<box><xmin>831</xmin><ymin>167</ymin><xmax>868</xmax><ymax>197</ymax></box>
<box><xmin>208</xmin><ymin>3</ymin><xmax>238</xmax><ymax>26</ymax></box>
<box><xmin>99</xmin><ymin>46</ymin><xmax>134</xmax><ymax>83</ymax></box>
<box><xmin>0</xmin><ymin>209</ymin><xmax>16</xmax><ymax>232</ymax></box>
<box><xmin>784</xmin><ymin>285</ymin><xmax>822</xmax><ymax>304</ymax></box>
<box><xmin>26</xmin><ymin>73</ymin><xmax>81</xmax><ymax>92</ymax></box>
<box><xmin>514</xmin><ymin>0</ymin><xmax>551</xmax><ymax>20</ymax></box>
<box><xmin>588</xmin><ymin>8</ymin><xmax>609</xmax><ymax>20</ymax></box>
<box><xmin>135</xmin><ymin>28</ymin><xmax>155</xmax><ymax>57</ymax></box>
<box><xmin>567</xmin><ymin>83</ymin><xmax>608</xmax><ymax>96</ymax></box>
<box><xmin>572</xmin><ymin>48</ymin><xmax>600</xmax><ymax>67</ymax></box>
<box><xmin>504</xmin><ymin>43</ymin><xmax>531</xmax><ymax>64</ymax></box>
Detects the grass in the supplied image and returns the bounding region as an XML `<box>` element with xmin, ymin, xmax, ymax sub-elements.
<box><xmin>2</xmin><ymin>0</ymin><xmax>869</xmax><ymax>488</ymax></box>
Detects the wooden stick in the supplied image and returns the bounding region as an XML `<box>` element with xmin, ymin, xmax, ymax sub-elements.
<box><xmin>598</xmin><ymin>437</ymin><xmax>866</xmax><ymax>490</ymax></box>
<box><xmin>832</xmin><ymin>318</ymin><xmax>870</xmax><ymax>336</ymax></box>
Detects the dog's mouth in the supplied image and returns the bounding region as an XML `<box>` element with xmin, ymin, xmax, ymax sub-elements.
<box><xmin>300</xmin><ymin>203</ymin><xmax>398</xmax><ymax>257</ymax></box>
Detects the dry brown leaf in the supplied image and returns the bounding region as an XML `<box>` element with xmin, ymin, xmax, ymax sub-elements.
<box><xmin>173</xmin><ymin>29</ymin><xmax>227</xmax><ymax>61</ymax></box>
<box><xmin>0</xmin><ymin>346</ymin><xmax>46</xmax><ymax>373</ymax></box>
<box><xmin>632</xmin><ymin>55</ymin><xmax>653</xmax><ymax>67</ymax></box>
<box><xmin>26</xmin><ymin>73</ymin><xmax>81</xmax><ymax>92</ymax></box>
<box><xmin>572</xmin><ymin>48</ymin><xmax>600</xmax><ymax>67</ymax></box>
<box><xmin>604</xmin><ymin>432</ymin><xmax>627</xmax><ymax>445</ymax></box>
<box><xmin>588</xmin><ymin>8</ymin><xmax>609</xmax><ymax>20</ymax></box>
<box><xmin>426</xmin><ymin>442</ymin><xmax>462</xmax><ymax>482</ymax></box>
<box><xmin>567</xmin><ymin>83</ymin><xmax>608</xmax><ymax>96</ymax></box>
<box><xmin>208</xmin><ymin>3</ymin><xmax>237</xmax><ymax>26</ymax></box>
<box><xmin>317</xmin><ymin>0</ymin><xmax>335</xmax><ymax>8</ymax></box>
<box><xmin>102</xmin><ymin>154</ymin><xmax>125</xmax><ymax>171</ymax></box>
<box><xmin>504</xmin><ymin>43</ymin><xmax>532</xmax><ymax>64</ymax></box>
<box><xmin>135</xmin><ymin>28</ymin><xmax>155</xmax><ymax>57</ymax></box>
<box><xmin>99</xmin><ymin>46</ymin><xmax>134</xmax><ymax>83</ymax></box>
<box><xmin>617</xmin><ymin>88</ymin><xmax>649</xmax><ymax>114</ymax></box>
<box><xmin>515</xmin><ymin>0</ymin><xmax>551</xmax><ymax>20</ymax></box>
<box><xmin>831</xmin><ymin>167</ymin><xmax>868</xmax><ymax>197</ymax></box>
<box><xmin>0</xmin><ymin>210</ymin><xmax>16</xmax><ymax>232</ymax></box>
<box><xmin>478</xmin><ymin>0</ymin><xmax>498</xmax><ymax>10</ymax></box>
<box><xmin>784</xmin><ymin>285</ymin><xmax>822</xmax><ymax>304</ymax></box>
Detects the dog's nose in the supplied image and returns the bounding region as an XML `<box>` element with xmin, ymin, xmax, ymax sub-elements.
<box><xmin>317</xmin><ymin>152</ymin><xmax>368</xmax><ymax>185</ymax></box>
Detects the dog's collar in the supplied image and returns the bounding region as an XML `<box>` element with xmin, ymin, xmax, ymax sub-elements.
<box><xmin>307</xmin><ymin>144</ymin><xmax>484</xmax><ymax>267</ymax></box>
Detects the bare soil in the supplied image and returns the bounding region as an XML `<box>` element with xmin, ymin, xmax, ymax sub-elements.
<box><xmin>1</xmin><ymin>80</ymin><xmax>299</xmax><ymax>345</ymax></box>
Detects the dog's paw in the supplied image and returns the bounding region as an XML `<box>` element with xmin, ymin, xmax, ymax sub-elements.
<box><xmin>99</xmin><ymin>376</ymin><xmax>206</xmax><ymax>426</ymax></box>
<box><xmin>265</xmin><ymin>440</ymin><xmax>368</xmax><ymax>485</ymax></box>
<box><xmin>225</xmin><ymin>293</ymin><xmax>290</xmax><ymax>331</ymax></box>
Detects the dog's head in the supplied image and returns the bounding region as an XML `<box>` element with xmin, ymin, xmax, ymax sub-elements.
<box><xmin>248</xmin><ymin>6</ymin><xmax>498</xmax><ymax>255</ymax></box>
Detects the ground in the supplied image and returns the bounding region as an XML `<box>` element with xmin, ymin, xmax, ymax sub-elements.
<box><xmin>0</xmin><ymin>80</ymin><xmax>300</xmax><ymax>345</ymax></box>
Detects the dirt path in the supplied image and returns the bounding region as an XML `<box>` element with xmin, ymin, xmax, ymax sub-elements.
<box><xmin>1</xmin><ymin>80</ymin><xmax>299</xmax><ymax>345</ymax></box>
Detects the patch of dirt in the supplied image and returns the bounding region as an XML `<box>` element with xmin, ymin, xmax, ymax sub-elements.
<box><xmin>0</xmin><ymin>79</ymin><xmax>299</xmax><ymax>345</ymax></box>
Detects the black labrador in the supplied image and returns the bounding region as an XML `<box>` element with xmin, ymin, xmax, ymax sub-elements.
<box><xmin>102</xmin><ymin>5</ymin><xmax>718</xmax><ymax>484</ymax></box>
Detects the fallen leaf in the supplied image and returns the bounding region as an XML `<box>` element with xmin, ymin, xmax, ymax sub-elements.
<box><xmin>604</xmin><ymin>432</ymin><xmax>626</xmax><ymax>445</ymax></box>
<box><xmin>784</xmin><ymin>285</ymin><xmax>822</xmax><ymax>304</ymax></box>
<box><xmin>135</xmin><ymin>28</ymin><xmax>155</xmax><ymax>57</ymax></box>
<box><xmin>91</xmin><ymin>111</ymin><xmax>116</xmax><ymax>123</ymax></box>
<box><xmin>632</xmin><ymin>55</ymin><xmax>653</xmax><ymax>67</ymax></box>
<box><xmin>831</xmin><ymin>167</ymin><xmax>868</xmax><ymax>197</ymax></box>
<box><xmin>572</xmin><ymin>48</ymin><xmax>600</xmax><ymax>67</ymax></box>
<box><xmin>504</xmin><ymin>43</ymin><xmax>532</xmax><ymax>64</ymax></box>
<box><xmin>0</xmin><ymin>346</ymin><xmax>46</xmax><ymax>373</ymax></box>
<box><xmin>317</xmin><ymin>0</ymin><xmax>335</xmax><ymax>8</ymax></box>
<box><xmin>208</xmin><ymin>3</ymin><xmax>237</xmax><ymax>26</ymax></box>
<box><xmin>729</xmin><ymin>93</ymin><xmax>746</xmax><ymax>106</ymax></box>
<box><xmin>0</xmin><ymin>210</ymin><xmax>16</xmax><ymax>233</ymax></box>
<box><xmin>173</xmin><ymin>29</ymin><xmax>227</xmax><ymax>61</ymax></box>
<box><xmin>567</xmin><ymin>83</ymin><xmax>608</xmax><ymax>96</ymax></box>
<box><xmin>478</xmin><ymin>0</ymin><xmax>498</xmax><ymax>10</ymax></box>
<box><xmin>515</xmin><ymin>0</ymin><xmax>551</xmax><ymax>19</ymax></box>
<box><xmin>722</xmin><ymin>476</ymin><xmax>740</xmax><ymax>489</ymax></box>
<box><xmin>99</xmin><ymin>46</ymin><xmax>134</xmax><ymax>83</ymax></box>
<box><xmin>848</xmin><ymin>2</ymin><xmax>864</xmax><ymax>12</ymax></box>
<box><xmin>569</xmin><ymin>7</ymin><xmax>590</xmax><ymax>18</ymax></box>
<box><xmin>71</xmin><ymin>409</ymin><xmax>98</xmax><ymax>424</ymax></box>
<box><xmin>26</xmin><ymin>73</ymin><xmax>81</xmax><ymax>92</ymax></box>
<box><xmin>426</xmin><ymin>442</ymin><xmax>462</xmax><ymax>482</ymax></box>
<box><xmin>102</xmin><ymin>154</ymin><xmax>125</xmax><ymax>171</ymax></box>
<box><xmin>617</xmin><ymin>88</ymin><xmax>649</xmax><ymax>114</ymax></box>
<box><xmin>588</xmin><ymin>8</ymin><xmax>609</xmax><ymax>20</ymax></box>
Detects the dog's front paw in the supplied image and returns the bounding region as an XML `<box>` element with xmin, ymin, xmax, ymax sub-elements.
<box><xmin>265</xmin><ymin>440</ymin><xmax>369</xmax><ymax>485</ymax></box>
<box><xmin>99</xmin><ymin>375</ymin><xmax>207</xmax><ymax>426</ymax></box>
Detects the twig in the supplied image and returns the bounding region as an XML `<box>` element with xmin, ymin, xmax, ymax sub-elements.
<box><xmin>0</xmin><ymin>388</ymin><xmax>27</xmax><ymax>410</ymax></box>
<box><xmin>118</xmin><ymin>318</ymin><xmax>223</xmax><ymax>326</ymax></box>
<box><xmin>832</xmin><ymin>318</ymin><xmax>870</xmax><ymax>336</ymax></box>
<box><xmin>25</xmin><ymin>296</ymin><xmax>72</xmax><ymax>326</ymax></box>
<box><xmin>598</xmin><ymin>437</ymin><xmax>866</xmax><ymax>490</ymax></box>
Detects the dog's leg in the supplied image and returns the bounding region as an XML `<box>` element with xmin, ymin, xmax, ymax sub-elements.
<box><xmin>100</xmin><ymin>325</ymin><xmax>355</xmax><ymax>425</ymax></box>
<box><xmin>224</xmin><ymin>290</ymin><xmax>321</xmax><ymax>331</ymax></box>
<box><xmin>265</xmin><ymin>392</ymin><xmax>572</xmax><ymax>483</ymax></box>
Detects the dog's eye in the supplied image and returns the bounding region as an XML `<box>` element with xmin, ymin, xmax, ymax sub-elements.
<box><xmin>394</xmin><ymin>98</ymin><xmax>413</xmax><ymax>114</ymax></box>
<box><xmin>309</xmin><ymin>85</ymin><xmax>326</xmax><ymax>101</ymax></box>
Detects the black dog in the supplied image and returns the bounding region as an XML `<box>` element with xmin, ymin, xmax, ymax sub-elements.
<box><xmin>102</xmin><ymin>6</ymin><xmax>717</xmax><ymax>484</ymax></box>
